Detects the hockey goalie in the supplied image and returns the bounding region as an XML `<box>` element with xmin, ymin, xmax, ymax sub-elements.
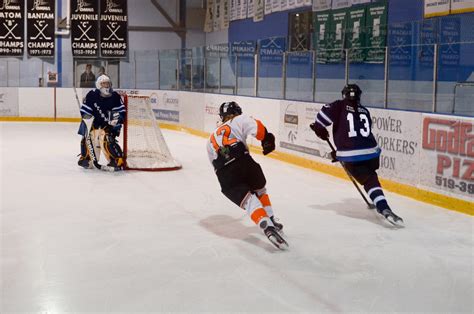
<box><xmin>77</xmin><ymin>74</ymin><xmax>125</xmax><ymax>170</ymax></box>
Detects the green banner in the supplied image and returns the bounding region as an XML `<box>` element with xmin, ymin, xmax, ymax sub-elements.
<box><xmin>365</xmin><ymin>1</ymin><xmax>387</xmax><ymax>63</ymax></box>
<box><xmin>346</xmin><ymin>6</ymin><xmax>367</xmax><ymax>62</ymax></box>
<box><xmin>312</xmin><ymin>10</ymin><xmax>331</xmax><ymax>63</ymax></box>
<box><xmin>327</xmin><ymin>8</ymin><xmax>348</xmax><ymax>63</ymax></box>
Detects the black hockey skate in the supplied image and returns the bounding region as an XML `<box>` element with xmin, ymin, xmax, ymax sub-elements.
<box><xmin>270</xmin><ymin>216</ymin><xmax>283</xmax><ymax>232</ymax></box>
<box><xmin>376</xmin><ymin>208</ymin><xmax>405</xmax><ymax>228</ymax></box>
<box><xmin>264</xmin><ymin>226</ymin><xmax>289</xmax><ymax>250</ymax></box>
<box><xmin>78</xmin><ymin>157</ymin><xmax>92</xmax><ymax>169</ymax></box>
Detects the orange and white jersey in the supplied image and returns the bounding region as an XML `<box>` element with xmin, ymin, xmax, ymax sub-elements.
<box><xmin>207</xmin><ymin>114</ymin><xmax>266</xmax><ymax>164</ymax></box>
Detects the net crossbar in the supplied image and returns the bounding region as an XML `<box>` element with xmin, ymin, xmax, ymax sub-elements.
<box><xmin>123</xmin><ymin>95</ymin><xmax>181</xmax><ymax>171</ymax></box>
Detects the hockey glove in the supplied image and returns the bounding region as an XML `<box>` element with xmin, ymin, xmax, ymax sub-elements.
<box><xmin>262</xmin><ymin>129</ymin><xmax>275</xmax><ymax>155</ymax></box>
<box><xmin>310</xmin><ymin>122</ymin><xmax>329</xmax><ymax>141</ymax></box>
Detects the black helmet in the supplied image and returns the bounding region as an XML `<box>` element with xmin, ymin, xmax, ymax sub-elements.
<box><xmin>219</xmin><ymin>101</ymin><xmax>242</xmax><ymax>121</ymax></box>
<box><xmin>342</xmin><ymin>84</ymin><xmax>362</xmax><ymax>102</ymax></box>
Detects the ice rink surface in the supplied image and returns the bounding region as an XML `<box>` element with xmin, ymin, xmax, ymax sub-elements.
<box><xmin>1</xmin><ymin>122</ymin><xmax>472</xmax><ymax>313</ymax></box>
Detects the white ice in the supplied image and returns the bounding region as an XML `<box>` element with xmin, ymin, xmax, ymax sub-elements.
<box><xmin>1</xmin><ymin>122</ymin><xmax>472</xmax><ymax>313</ymax></box>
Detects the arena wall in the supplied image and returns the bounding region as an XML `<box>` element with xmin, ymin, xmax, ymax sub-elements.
<box><xmin>0</xmin><ymin>87</ymin><xmax>472</xmax><ymax>214</ymax></box>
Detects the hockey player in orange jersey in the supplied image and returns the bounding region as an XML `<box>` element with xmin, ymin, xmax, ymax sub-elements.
<box><xmin>207</xmin><ymin>101</ymin><xmax>288</xmax><ymax>250</ymax></box>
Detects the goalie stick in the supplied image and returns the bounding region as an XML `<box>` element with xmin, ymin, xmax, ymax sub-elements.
<box><xmin>74</xmin><ymin>86</ymin><xmax>121</xmax><ymax>172</ymax></box>
<box><xmin>326</xmin><ymin>139</ymin><xmax>376</xmax><ymax>210</ymax></box>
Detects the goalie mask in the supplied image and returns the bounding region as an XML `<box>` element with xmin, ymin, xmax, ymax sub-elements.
<box><xmin>342</xmin><ymin>84</ymin><xmax>362</xmax><ymax>103</ymax></box>
<box><xmin>96</xmin><ymin>74</ymin><xmax>112</xmax><ymax>97</ymax></box>
<box><xmin>219</xmin><ymin>101</ymin><xmax>242</xmax><ymax>122</ymax></box>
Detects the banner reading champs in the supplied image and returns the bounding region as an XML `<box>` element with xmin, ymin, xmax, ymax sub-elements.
<box><xmin>71</xmin><ymin>0</ymin><xmax>99</xmax><ymax>58</ymax></box>
<box><xmin>27</xmin><ymin>0</ymin><xmax>55</xmax><ymax>57</ymax></box>
<box><xmin>0</xmin><ymin>0</ymin><xmax>24</xmax><ymax>56</ymax></box>
<box><xmin>100</xmin><ymin>0</ymin><xmax>128</xmax><ymax>58</ymax></box>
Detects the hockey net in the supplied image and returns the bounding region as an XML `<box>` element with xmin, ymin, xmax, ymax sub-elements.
<box><xmin>123</xmin><ymin>94</ymin><xmax>181</xmax><ymax>171</ymax></box>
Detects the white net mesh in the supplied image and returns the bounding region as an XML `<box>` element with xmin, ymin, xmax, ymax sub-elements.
<box><xmin>124</xmin><ymin>95</ymin><xmax>181</xmax><ymax>170</ymax></box>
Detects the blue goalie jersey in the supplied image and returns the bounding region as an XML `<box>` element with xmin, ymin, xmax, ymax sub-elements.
<box><xmin>315</xmin><ymin>99</ymin><xmax>381</xmax><ymax>162</ymax></box>
<box><xmin>80</xmin><ymin>89</ymin><xmax>125</xmax><ymax>129</ymax></box>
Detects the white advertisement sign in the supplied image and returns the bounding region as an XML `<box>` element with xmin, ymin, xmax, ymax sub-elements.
<box><xmin>230</xmin><ymin>0</ymin><xmax>236</xmax><ymax>20</ymax></box>
<box><xmin>204</xmin><ymin>0</ymin><xmax>214</xmax><ymax>32</ymax></box>
<box><xmin>424</xmin><ymin>0</ymin><xmax>451</xmax><ymax>18</ymax></box>
<box><xmin>370</xmin><ymin>108</ymin><xmax>422</xmax><ymax>184</ymax></box>
<box><xmin>419</xmin><ymin>114</ymin><xmax>474</xmax><ymax>200</ymax></box>
<box><xmin>241</xmin><ymin>0</ymin><xmax>248</xmax><ymax>19</ymax></box>
<box><xmin>288</xmin><ymin>0</ymin><xmax>297</xmax><ymax>9</ymax></box>
<box><xmin>279</xmin><ymin>100</ymin><xmax>333</xmax><ymax>162</ymax></box>
<box><xmin>451</xmin><ymin>0</ymin><xmax>474</xmax><ymax>14</ymax></box>
<box><xmin>0</xmin><ymin>88</ymin><xmax>19</xmax><ymax>117</ymax></box>
<box><xmin>281</xmin><ymin>0</ymin><xmax>289</xmax><ymax>11</ymax></box>
<box><xmin>351</xmin><ymin>0</ymin><xmax>371</xmax><ymax>4</ymax></box>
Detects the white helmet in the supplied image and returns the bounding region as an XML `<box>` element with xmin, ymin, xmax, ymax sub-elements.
<box><xmin>95</xmin><ymin>74</ymin><xmax>112</xmax><ymax>97</ymax></box>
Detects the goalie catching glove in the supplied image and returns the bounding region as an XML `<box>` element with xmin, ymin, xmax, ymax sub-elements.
<box><xmin>261</xmin><ymin>129</ymin><xmax>275</xmax><ymax>155</ymax></box>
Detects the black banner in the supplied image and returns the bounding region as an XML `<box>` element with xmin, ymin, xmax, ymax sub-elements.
<box><xmin>0</xmin><ymin>0</ymin><xmax>25</xmax><ymax>56</ymax></box>
<box><xmin>27</xmin><ymin>0</ymin><xmax>55</xmax><ymax>57</ymax></box>
<box><xmin>100</xmin><ymin>0</ymin><xmax>128</xmax><ymax>58</ymax></box>
<box><xmin>71</xmin><ymin>0</ymin><xmax>99</xmax><ymax>57</ymax></box>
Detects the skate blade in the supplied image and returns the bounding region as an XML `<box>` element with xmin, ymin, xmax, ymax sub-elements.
<box><xmin>268</xmin><ymin>235</ymin><xmax>289</xmax><ymax>250</ymax></box>
<box><xmin>375</xmin><ymin>212</ymin><xmax>405</xmax><ymax>228</ymax></box>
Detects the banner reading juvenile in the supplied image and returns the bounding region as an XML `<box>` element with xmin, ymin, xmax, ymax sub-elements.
<box><xmin>100</xmin><ymin>0</ymin><xmax>128</xmax><ymax>58</ymax></box>
<box><xmin>71</xmin><ymin>0</ymin><xmax>100</xmax><ymax>58</ymax></box>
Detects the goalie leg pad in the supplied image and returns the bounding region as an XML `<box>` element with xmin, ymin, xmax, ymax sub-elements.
<box><xmin>78</xmin><ymin>137</ymin><xmax>92</xmax><ymax>169</ymax></box>
<box><xmin>103</xmin><ymin>134</ymin><xmax>124</xmax><ymax>167</ymax></box>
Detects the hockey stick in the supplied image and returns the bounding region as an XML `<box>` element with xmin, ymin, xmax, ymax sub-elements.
<box><xmin>326</xmin><ymin>140</ymin><xmax>376</xmax><ymax>209</ymax></box>
<box><xmin>74</xmin><ymin>86</ymin><xmax>121</xmax><ymax>172</ymax></box>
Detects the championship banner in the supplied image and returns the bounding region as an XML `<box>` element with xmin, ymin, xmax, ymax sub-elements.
<box><xmin>71</xmin><ymin>0</ymin><xmax>99</xmax><ymax>58</ymax></box>
<box><xmin>100</xmin><ymin>0</ymin><xmax>128</xmax><ymax>58</ymax></box>
<box><xmin>288</xmin><ymin>0</ymin><xmax>297</xmax><ymax>9</ymax></box>
<box><xmin>424</xmin><ymin>0</ymin><xmax>450</xmax><ymax>18</ymax></box>
<box><xmin>230</xmin><ymin>40</ymin><xmax>256</xmax><ymax>57</ymax></box>
<box><xmin>214</xmin><ymin>0</ymin><xmax>221</xmax><ymax>31</ymax></box>
<box><xmin>230</xmin><ymin>0</ymin><xmax>236</xmax><ymax>20</ymax></box>
<box><xmin>332</xmin><ymin>0</ymin><xmax>350</xmax><ymax>9</ymax></box>
<box><xmin>204</xmin><ymin>0</ymin><xmax>214</xmax><ymax>31</ymax></box>
<box><xmin>327</xmin><ymin>9</ymin><xmax>348</xmax><ymax>63</ymax></box>
<box><xmin>272</xmin><ymin>0</ymin><xmax>281</xmax><ymax>12</ymax></box>
<box><xmin>281</xmin><ymin>0</ymin><xmax>288</xmax><ymax>11</ymax></box>
<box><xmin>241</xmin><ymin>0</ymin><xmax>248</xmax><ymax>19</ymax></box>
<box><xmin>312</xmin><ymin>10</ymin><xmax>331</xmax><ymax>62</ymax></box>
<box><xmin>253</xmin><ymin>0</ymin><xmax>264</xmax><ymax>21</ymax></box>
<box><xmin>0</xmin><ymin>0</ymin><xmax>24</xmax><ymax>56</ymax></box>
<box><xmin>259</xmin><ymin>37</ymin><xmax>286</xmax><ymax>63</ymax></box>
<box><xmin>27</xmin><ymin>0</ymin><xmax>55</xmax><ymax>57</ymax></box>
<box><xmin>388</xmin><ymin>22</ymin><xmax>413</xmax><ymax>66</ymax></box>
<box><xmin>451</xmin><ymin>0</ymin><xmax>474</xmax><ymax>15</ymax></box>
<box><xmin>247</xmin><ymin>0</ymin><xmax>254</xmax><ymax>17</ymax></box>
<box><xmin>365</xmin><ymin>1</ymin><xmax>387</xmax><ymax>63</ymax></box>
<box><xmin>346</xmin><ymin>6</ymin><xmax>366</xmax><ymax>62</ymax></box>
<box><xmin>264</xmin><ymin>0</ymin><xmax>272</xmax><ymax>14</ymax></box>
<box><xmin>420</xmin><ymin>114</ymin><xmax>474</xmax><ymax>200</ymax></box>
<box><xmin>419</xmin><ymin>19</ymin><xmax>437</xmax><ymax>67</ymax></box>
<box><xmin>439</xmin><ymin>16</ymin><xmax>460</xmax><ymax>67</ymax></box>
<box><xmin>313</xmin><ymin>0</ymin><xmax>332</xmax><ymax>12</ymax></box>
<box><xmin>222</xmin><ymin>0</ymin><xmax>229</xmax><ymax>29</ymax></box>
